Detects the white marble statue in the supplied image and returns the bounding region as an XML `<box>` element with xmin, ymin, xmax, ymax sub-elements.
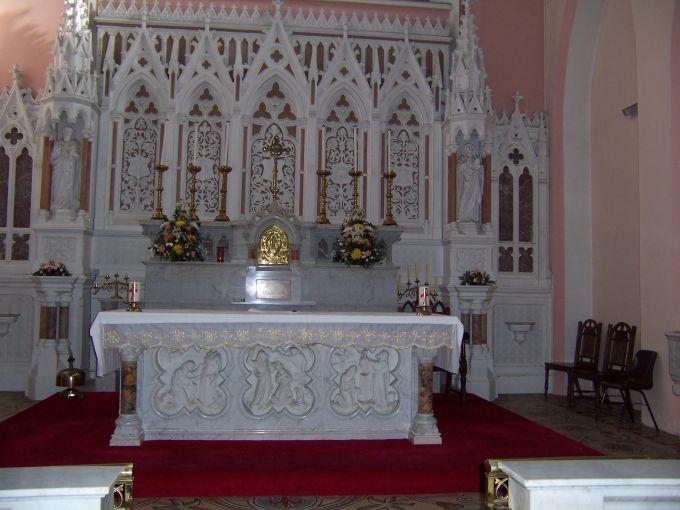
<box><xmin>456</xmin><ymin>143</ymin><xmax>484</xmax><ymax>223</ymax></box>
<box><xmin>50</xmin><ymin>126</ymin><xmax>81</xmax><ymax>211</ymax></box>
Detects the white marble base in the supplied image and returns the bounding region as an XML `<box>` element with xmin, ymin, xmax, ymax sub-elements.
<box><xmin>0</xmin><ymin>465</ymin><xmax>129</xmax><ymax>510</ymax></box>
<box><xmin>498</xmin><ymin>459</ymin><xmax>680</xmax><ymax>510</ymax></box>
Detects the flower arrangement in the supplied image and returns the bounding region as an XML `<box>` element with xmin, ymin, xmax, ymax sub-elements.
<box><xmin>333</xmin><ymin>212</ymin><xmax>385</xmax><ymax>267</ymax></box>
<box><xmin>32</xmin><ymin>260</ymin><xmax>70</xmax><ymax>276</ymax></box>
<box><xmin>459</xmin><ymin>269</ymin><xmax>495</xmax><ymax>286</ymax></box>
<box><xmin>149</xmin><ymin>202</ymin><xmax>206</xmax><ymax>262</ymax></box>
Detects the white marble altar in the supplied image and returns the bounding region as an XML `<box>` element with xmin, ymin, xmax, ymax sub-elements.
<box><xmin>90</xmin><ymin>310</ymin><xmax>463</xmax><ymax>446</ymax></box>
<box><xmin>0</xmin><ymin>464</ymin><xmax>131</xmax><ymax>510</ymax></box>
<box><xmin>498</xmin><ymin>458</ymin><xmax>680</xmax><ymax>510</ymax></box>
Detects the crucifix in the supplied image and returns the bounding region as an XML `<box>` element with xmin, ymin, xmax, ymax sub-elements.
<box><xmin>262</xmin><ymin>134</ymin><xmax>290</xmax><ymax>204</ymax></box>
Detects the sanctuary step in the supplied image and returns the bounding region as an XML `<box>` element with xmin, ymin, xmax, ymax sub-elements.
<box><xmin>0</xmin><ymin>464</ymin><xmax>132</xmax><ymax>510</ymax></box>
<box><xmin>490</xmin><ymin>458</ymin><xmax>680</xmax><ymax>510</ymax></box>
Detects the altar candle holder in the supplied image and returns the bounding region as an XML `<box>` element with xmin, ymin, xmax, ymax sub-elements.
<box><xmin>126</xmin><ymin>280</ymin><xmax>142</xmax><ymax>312</ymax></box>
<box><xmin>214</xmin><ymin>165</ymin><xmax>231</xmax><ymax>222</ymax></box>
<box><xmin>187</xmin><ymin>164</ymin><xmax>201</xmax><ymax>221</ymax></box>
<box><xmin>92</xmin><ymin>272</ymin><xmax>129</xmax><ymax>301</ymax></box>
<box><xmin>316</xmin><ymin>168</ymin><xmax>331</xmax><ymax>224</ymax></box>
<box><xmin>383</xmin><ymin>170</ymin><xmax>397</xmax><ymax>226</ymax></box>
<box><xmin>348</xmin><ymin>168</ymin><xmax>363</xmax><ymax>211</ymax></box>
<box><xmin>151</xmin><ymin>164</ymin><xmax>168</xmax><ymax>220</ymax></box>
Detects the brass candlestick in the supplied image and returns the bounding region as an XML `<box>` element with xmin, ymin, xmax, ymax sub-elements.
<box><xmin>214</xmin><ymin>165</ymin><xmax>231</xmax><ymax>221</ymax></box>
<box><xmin>383</xmin><ymin>170</ymin><xmax>397</xmax><ymax>226</ymax></box>
<box><xmin>316</xmin><ymin>168</ymin><xmax>331</xmax><ymax>224</ymax></box>
<box><xmin>92</xmin><ymin>273</ymin><xmax>129</xmax><ymax>301</ymax></box>
<box><xmin>187</xmin><ymin>164</ymin><xmax>201</xmax><ymax>221</ymax></box>
<box><xmin>262</xmin><ymin>135</ymin><xmax>290</xmax><ymax>204</ymax></box>
<box><xmin>151</xmin><ymin>164</ymin><xmax>168</xmax><ymax>220</ymax></box>
<box><xmin>348</xmin><ymin>168</ymin><xmax>363</xmax><ymax>211</ymax></box>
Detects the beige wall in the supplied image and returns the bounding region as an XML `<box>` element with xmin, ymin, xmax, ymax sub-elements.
<box><xmin>591</xmin><ymin>2</ymin><xmax>640</xmax><ymax>329</ymax></box>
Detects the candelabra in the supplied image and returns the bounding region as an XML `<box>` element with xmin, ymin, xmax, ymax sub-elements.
<box><xmin>187</xmin><ymin>164</ymin><xmax>201</xmax><ymax>221</ymax></box>
<box><xmin>382</xmin><ymin>170</ymin><xmax>397</xmax><ymax>226</ymax></box>
<box><xmin>397</xmin><ymin>266</ymin><xmax>439</xmax><ymax>315</ymax></box>
<box><xmin>214</xmin><ymin>165</ymin><xmax>231</xmax><ymax>221</ymax></box>
<box><xmin>91</xmin><ymin>273</ymin><xmax>129</xmax><ymax>301</ymax></box>
<box><xmin>150</xmin><ymin>164</ymin><xmax>168</xmax><ymax>220</ymax></box>
<box><xmin>348</xmin><ymin>168</ymin><xmax>363</xmax><ymax>212</ymax></box>
<box><xmin>316</xmin><ymin>168</ymin><xmax>331</xmax><ymax>224</ymax></box>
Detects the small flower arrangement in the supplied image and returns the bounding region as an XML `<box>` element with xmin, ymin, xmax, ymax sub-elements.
<box><xmin>32</xmin><ymin>260</ymin><xmax>70</xmax><ymax>276</ymax></box>
<box><xmin>149</xmin><ymin>202</ymin><xmax>206</xmax><ymax>262</ymax></box>
<box><xmin>333</xmin><ymin>211</ymin><xmax>385</xmax><ymax>267</ymax></box>
<box><xmin>459</xmin><ymin>269</ymin><xmax>495</xmax><ymax>286</ymax></box>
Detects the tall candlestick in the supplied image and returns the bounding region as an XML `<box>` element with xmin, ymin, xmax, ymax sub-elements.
<box><xmin>386</xmin><ymin>129</ymin><xmax>391</xmax><ymax>170</ymax></box>
<box><xmin>415</xmin><ymin>264</ymin><xmax>419</xmax><ymax>282</ymax></box>
<box><xmin>192</xmin><ymin>123</ymin><xmax>199</xmax><ymax>166</ymax></box>
<box><xmin>321</xmin><ymin>125</ymin><xmax>326</xmax><ymax>169</ymax></box>
<box><xmin>158</xmin><ymin>124</ymin><xmax>164</xmax><ymax>164</ymax></box>
<box><xmin>221</xmin><ymin>121</ymin><xmax>230</xmax><ymax>166</ymax></box>
<box><xmin>353</xmin><ymin>126</ymin><xmax>358</xmax><ymax>168</ymax></box>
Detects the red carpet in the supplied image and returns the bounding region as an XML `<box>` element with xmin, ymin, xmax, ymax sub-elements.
<box><xmin>0</xmin><ymin>392</ymin><xmax>600</xmax><ymax>497</ymax></box>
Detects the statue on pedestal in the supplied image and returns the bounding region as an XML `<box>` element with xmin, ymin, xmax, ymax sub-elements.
<box><xmin>50</xmin><ymin>126</ymin><xmax>81</xmax><ymax>211</ymax></box>
<box><xmin>456</xmin><ymin>143</ymin><xmax>483</xmax><ymax>223</ymax></box>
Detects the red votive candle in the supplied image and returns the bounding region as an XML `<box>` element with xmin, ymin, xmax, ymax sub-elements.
<box><xmin>216</xmin><ymin>247</ymin><xmax>225</xmax><ymax>263</ymax></box>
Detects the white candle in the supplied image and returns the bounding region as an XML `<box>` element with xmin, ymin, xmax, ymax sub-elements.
<box><xmin>158</xmin><ymin>124</ymin><xmax>164</xmax><ymax>164</ymax></box>
<box><xmin>221</xmin><ymin>121</ymin><xmax>230</xmax><ymax>166</ymax></box>
<box><xmin>321</xmin><ymin>125</ymin><xmax>327</xmax><ymax>169</ymax></box>
<box><xmin>353</xmin><ymin>126</ymin><xmax>358</xmax><ymax>169</ymax></box>
<box><xmin>386</xmin><ymin>129</ymin><xmax>391</xmax><ymax>170</ymax></box>
<box><xmin>128</xmin><ymin>281</ymin><xmax>139</xmax><ymax>303</ymax></box>
<box><xmin>425</xmin><ymin>264</ymin><xmax>429</xmax><ymax>284</ymax></box>
<box><xmin>418</xmin><ymin>285</ymin><xmax>430</xmax><ymax>307</ymax></box>
<box><xmin>192</xmin><ymin>123</ymin><xmax>199</xmax><ymax>166</ymax></box>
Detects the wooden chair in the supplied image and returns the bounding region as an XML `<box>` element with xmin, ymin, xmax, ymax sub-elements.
<box><xmin>587</xmin><ymin>322</ymin><xmax>637</xmax><ymax>400</ymax></box>
<box><xmin>599</xmin><ymin>349</ymin><xmax>659</xmax><ymax>431</ymax></box>
<box><xmin>544</xmin><ymin>319</ymin><xmax>603</xmax><ymax>406</ymax></box>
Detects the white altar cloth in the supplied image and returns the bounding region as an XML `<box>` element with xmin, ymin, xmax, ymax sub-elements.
<box><xmin>90</xmin><ymin>309</ymin><xmax>464</xmax><ymax>376</ymax></box>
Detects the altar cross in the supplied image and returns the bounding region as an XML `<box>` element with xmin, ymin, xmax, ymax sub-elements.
<box><xmin>262</xmin><ymin>135</ymin><xmax>291</xmax><ymax>204</ymax></box>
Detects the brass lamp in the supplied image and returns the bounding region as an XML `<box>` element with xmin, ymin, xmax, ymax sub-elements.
<box><xmin>56</xmin><ymin>355</ymin><xmax>85</xmax><ymax>399</ymax></box>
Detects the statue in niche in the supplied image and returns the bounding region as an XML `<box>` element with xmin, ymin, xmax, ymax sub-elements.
<box><xmin>50</xmin><ymin>126</ymin><xmax>82</xmax><ymax>211</ymax></box>
<box><xmin>456</xmin><ymin>143</ymin><xmax>484</xmax><ymax>223</ymax></box>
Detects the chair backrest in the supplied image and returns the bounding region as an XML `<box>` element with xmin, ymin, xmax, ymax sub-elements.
<box><xmin>626</xmin><ymin>349</ymin><xmax>657</xmax><ymax>390</ymax></box>
<box><xmin>399</xmin><ymin>300</ymin><xmax>417</xmax><ymax>313</ymax></box>
<box><xmin>431</xmin><ymin>300</ymin><xmax>451</xmax><ymax>315</ymax></box>
<box><xmin>602</xmin><ymin>322</ymin><xmax>636</xmax><ymax>377</ymax></box>
<box><xmin>573</xmin><ymin>319</ymin><xmax>603</xmax><ymax>367</ymax></box>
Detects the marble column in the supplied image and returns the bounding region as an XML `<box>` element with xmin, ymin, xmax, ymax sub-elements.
<box><xmin>408</xmin><ymin>348</ymin><xmax>442</xmax><ymax>445</ymax></box>
<box><xmin>666</xmin><ymin>331</ymin><xmax>680</xmax><ymax>396</ymax></box>
<box><xmin>110</xmin><ymin>347</ymin><xmax>145</xmax><ymax>446</ymax></box>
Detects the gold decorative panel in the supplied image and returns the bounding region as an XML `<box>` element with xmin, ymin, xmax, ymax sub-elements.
<box><xmin>257</xmin><ymin>224</ymin><xmax>289</xmax><ymax>265</ymax></box>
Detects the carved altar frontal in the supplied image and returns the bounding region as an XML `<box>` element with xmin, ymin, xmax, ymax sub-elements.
<box><xmin>90</xmin><ymin>310</ymin><xmax>464</xmax><ymax>445</ymax></box>
<box><xmin>140</xmin><ymin>344</ymin><xmax>412</xmax><ymax>441</ymax></box>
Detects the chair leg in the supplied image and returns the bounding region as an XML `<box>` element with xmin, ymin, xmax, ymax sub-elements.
<box><xmin>566</xmin><ymin>374</ymin><xmax>575</xmax><ymax>406</ymax></box>
<box><xmin>544</xmin><ymin>368</ymin><xmax>550</xmax><ymax>398</ymax></box>
<box><xmin>639</xmin><ymin>391</ymin><xmax>660</xmax><ymax>431</ymax></box>
<box><xmin>444</xmin><ymin>372</ymin><xmax>452</xmax><ymax>397</ymax></box>
<box><xmin>616</xmin><ymin>389</ymin><xmax>629</xmax><ymax>430</ymax></box>
<box><xmin>623</xmin><ymin>389</ymin><xmax>635</xmax><ymax>423</ymax></box>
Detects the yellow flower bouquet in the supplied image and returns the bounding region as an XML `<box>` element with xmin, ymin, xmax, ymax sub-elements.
<box><xmin>149</xmin><ymin>203</ymin><xmax>205</xmax><ymax>262</ymax></box>
<box><xmin>333</xmin><ymin>212</ymin><xmax>385</xmax><ymax>267</ymax></box>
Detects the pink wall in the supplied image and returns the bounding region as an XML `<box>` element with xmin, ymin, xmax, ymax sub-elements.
<box><xmin>590</xmin><ymin>2</ymin><xmax>640</xmax><ymax>329</ymax></box>
<box><xmin>474</xmin><ymin>0</ymin><xmax>545</xmax><ymax>116</ymax></box>
<box><xmin>673</xmin><ymin>0</ymin><xmax>680</xmax><ymax>330</ymax></box>
<box><xmin>0</xmin><ymin>0</ymin><xmax>63</xmax><ymax>91</ymax></box>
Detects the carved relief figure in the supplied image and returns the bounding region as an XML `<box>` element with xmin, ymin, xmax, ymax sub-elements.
<box><xmin>50</xmin><ymin>126</ymin><xmax>81</xmax><ymax>211</ymax></box>
<box><xmin>456</xmin><ymin>143</ymin><xmax>484</xmax><ymax>223</ymax></box>
<box><xmin>330</xmin><ymin>348</ymin><xmax>399</xmax><ymax>416</ymax></box>
<box><xmin>243</xmin><ymin>346</ymin><xmax>314</xmax><ymax>416</ymax></box>
<box><xmin>154</xmin><ymin>348</ymin><xmax>228</xmax><ymax>417</ymax></box>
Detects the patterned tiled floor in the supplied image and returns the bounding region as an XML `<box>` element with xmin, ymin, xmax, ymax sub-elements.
<box><xmin>2</xmin><ymin>392</ymin><xmax>678</xmax><ymax>510</ymax></box>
